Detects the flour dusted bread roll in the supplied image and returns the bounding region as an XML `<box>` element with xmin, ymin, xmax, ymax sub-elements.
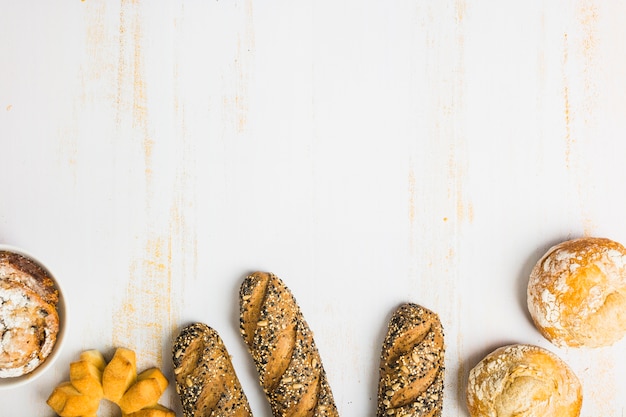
<box><xmin>527</xmin><ymin>237</ymin><xmax>626</xmax><ymax>347</ymax></box>
<box><xmin>377</xmin><ymin>303</ymin><xmax>444</xmax><ymax>417</ymax></box>
<box><xmin>239</xmin><ymin>271</ymin><xmax>338</xmax><ymax>417</ymax></box>
<box><xmin>466</xmin><ymin>344</ymin><xmax>582</xmax><ymax>417</ymax></box>
<box><xmin>172</xmin><ymin>323</ymin><xmax>252</xmax><ymax>417</ymax></box>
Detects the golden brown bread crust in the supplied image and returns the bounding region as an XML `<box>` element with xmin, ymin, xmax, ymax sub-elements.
<box><xmin>48</xmin><ymin>347</ymin><xmax>174</xmax><ymax>417</ymax></box>
<box><xmin>172</xmin><ymin>323</ymin><xmax>252</xmax><ymax>417</ymax></box>
<box><xmin>377</xmin><ymin>303</ymin><xmax>444</xmax><ymax>417</ymax></box>
<box><xmin>239</xmin><ymin>271</ymin><xmax>339</xmax><ymax>417</ymax></box>
<box><xmin>466</xmin><ymin>344</ymin><xmax>582</xmax><ymax>417</ymax></box>
<box><xmin>103</xmin><ymin>347</ymin><xmax>137</xmax><ymax>403</ymax></box>
<box><xmin>527</xmin><ymin>237</ymin><xmax>626</xmax><ymax>347</ymax></box>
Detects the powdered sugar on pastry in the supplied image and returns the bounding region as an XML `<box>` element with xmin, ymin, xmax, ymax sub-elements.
<box><xmin>0</xmin><ymin>251</ymin><xmax>60</xmax><ymax>378</ymax></box>
<box><xmin>0</xmin><ymin>280</ymin><xmax>59</xmax><ymax>377</ymax></box>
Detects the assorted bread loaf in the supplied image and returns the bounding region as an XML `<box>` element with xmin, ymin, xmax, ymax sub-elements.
<box><xmin>0</xmin><ymin>251</ymin><xmax>60</xmax><ymax>378</ymax></box>
<box><xmin>47</xmin><ymin>347</ymin><xmax>174</xmax><ymax>417</ymax></box>
<box><xmin>239</xmin><ymin>271</ymin><xmax>339</xmax><ymax>417</ymax></box>
<box><xmin>377</xmin><ymin>303</ymin><xmax>444</xmax><ymax>417</ymax></box>
<box><xmin>40</xmin><ymin>235</ymin><xmax>626</xmax><ymax>415</ymax></box>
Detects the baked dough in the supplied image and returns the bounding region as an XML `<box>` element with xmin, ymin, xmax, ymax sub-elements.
<box><xmin>172</xmin><ymin>322</ymin><xmax>252</xmax><ymax>417</ymax></box>
<box><xmin>527</xmin><ymin>237</ymin><xmax>626</xmax><ymax>347</ymax></box>
<box><xmin>466</xmin><ymin>344</ymin><xmax>582</xmax><ymax>417</ymax></box>
<box><xmin>239</xmin><ymin>271</ymin><xmax>339</xmax><ymax>417</ymax></box>
<box><xmin>377</xmin><ymin>303</ymin><xmax>445</xmax><ymax>417</ymax></box>
<box><xmin>0</xmin><ymin>251</ymin><xmax>60</xmax><ymax>378</ymax></box>
<box><xmin>47</xmin><ymin>347</ymin><xmax>174</xmax><ymax>417</ymax></box>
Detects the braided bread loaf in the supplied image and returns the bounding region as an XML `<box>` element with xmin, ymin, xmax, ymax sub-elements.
<box><xmin>239</xmin><ymin>271</ymin><xmax>339</xmax><ymax>417</ymax></box>
<box><xmin>172</xmin><ymin>323</ymin><xmax>252</xmax><ymax>417</ymax></box>
<box><xmin>377</xmin><ymin>303</ymin><xmax>445</xmax><ymax>417</ymax></box>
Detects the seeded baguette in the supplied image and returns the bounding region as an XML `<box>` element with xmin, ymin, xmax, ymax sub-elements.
<box><xmin>172</xmin><ymin>323</ymin><xmax>252</xmax><ymax>417</ymax></box>
<box><xmin>377</xmin><ymin>303</ymin><xmax>445</xmax><ymax>417</ymax></box>
<box><xmin>239</xmin><ymin>271</ymin><xmax>339</xmax><ymax>417</ymax></box>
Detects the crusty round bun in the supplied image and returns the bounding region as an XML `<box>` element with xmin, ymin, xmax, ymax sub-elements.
<box><xmin>466</xmin><ymin>344</ymin><xmax>582</xmax><ymax>417</ymax></box>
<box><xmin>527</xmin><ymin>237</ymin><xmax>626</xmax><ymax>347</ymax></box>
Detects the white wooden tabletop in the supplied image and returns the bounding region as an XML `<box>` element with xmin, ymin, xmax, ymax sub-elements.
<box><xmin>1</xmin><ymin>1</ymin><xmax>626</xmax><ymax>416</ymax></box>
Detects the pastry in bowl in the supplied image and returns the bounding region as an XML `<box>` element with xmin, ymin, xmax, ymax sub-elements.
<box><xmin>0</xmin><ymin>247</ymin><xmax>62</xmax><ymax>381</ymax></box>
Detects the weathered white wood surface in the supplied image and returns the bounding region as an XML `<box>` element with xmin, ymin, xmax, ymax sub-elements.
<box><xmin>1</xmin><ymin>1</ymin><xmax>626</xmax><ymax>416</ymax></box>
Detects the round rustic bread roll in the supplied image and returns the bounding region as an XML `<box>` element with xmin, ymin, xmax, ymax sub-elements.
<box><xmin>466</xmin><ymin>344</ymin><xmax>582</xmax><ymax>417</ymax></box>
<box><xmin>527</xmin><ymin>237</ymin><xmax>626</xmax><ymax>347</ymax></box>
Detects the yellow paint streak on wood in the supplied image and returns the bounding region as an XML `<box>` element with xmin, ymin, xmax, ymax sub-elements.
<box><xmin>224</xmin><ymin>0</ymin><xmax>255</xmax><ymax>133</ymax></box>
<box><xmin>113</xmin><ymin>236</ymin><xmax>172</xmax><ymax>366</ymax></box>
<box><xmin>111</xmin><ymin>2</ymin><xmax>167</xmax><ymax>365</ymax></box>
<box><xmin>116</xmin><ymin>0</ymin><xmax>152</xmax><ymax>185</ymax></box>
<box><xmin>578</xmin><ymin>0</ymin><xmax>599</xmax><ymax>236</ymax></box>
<box><xmin>455</xmin><ymin>0</ymin><xmax>466</xmax><ymax>23</ymax></box>
<box><xmin>450</xmin><ymin>1</ymin><xmax>470</xmax><ymax>407</ymax></box>
<box><xmin>579</xmin><ymin>1</ymin><xmax>598</xmax><ymax>92</ymax></box>
<box><xmin>561</xmin><ymin>1</ymin><xmax>599</xmax><ymax>235</ymax></box>
<box><xmin>562</xmin><ymin>33</ymin><xmax>573</xmax><ymax>170</ymax></box>
<box><xmin>408</xmin><ymin>168</ymin><xmax>416</xmax><ymax>225</ymax></box>
<box><xmin>83</xmin><ymin>1</ymin><xmax>109</xmax><ymax>82</ymax></box>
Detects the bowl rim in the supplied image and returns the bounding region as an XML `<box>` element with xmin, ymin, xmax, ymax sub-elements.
<box><xmin>0</xmin><ymin>244</ymin><xmax>68</xmax><ymax>390</ymax></box>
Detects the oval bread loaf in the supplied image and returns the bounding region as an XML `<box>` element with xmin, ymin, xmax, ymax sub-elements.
<box><xmin>172</xmin><ymin>322</ymin><xmax>252</xmax><ymax>417</ymax></box>
<box><xmin>239</xmin><ymin>271</ymin><xmax>339</xmax><ymax>417</ymax></box>
<box><xmin>377</xmin><ymin>303</ymin><xmax>445</xmax><ymax>417</ymax></box>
